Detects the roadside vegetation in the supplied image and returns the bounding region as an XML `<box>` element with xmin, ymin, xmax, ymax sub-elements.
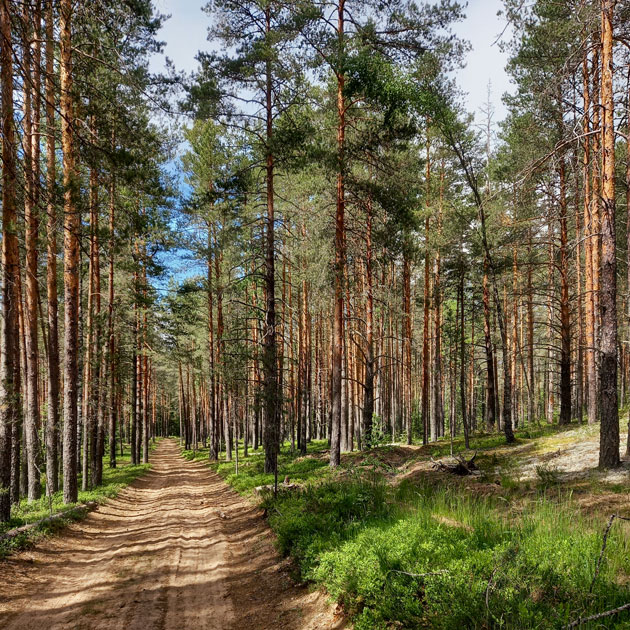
<box><xmin>184</xmin><ymin>425</ymin><xmax>630</xmax><ymax>629</ymax></box>
<box><xmin>0</xmin><ymin>443</ymin><xmax>153</xmax><ymax>558</ymax></box>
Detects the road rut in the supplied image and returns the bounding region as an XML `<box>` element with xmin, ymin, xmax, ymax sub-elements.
<box><xmin>0</xmin><ymin>439</ymin><xmax>341</xmax><ymax>630</ymax></box>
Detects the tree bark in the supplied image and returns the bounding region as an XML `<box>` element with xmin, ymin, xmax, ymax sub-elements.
<box><xmin>262</xmin><ymin>4</ymin><xmax>279</xmax><ymax>479</ymax></box>
<box><xmin>208</xmin><ymin>225</ymin><xmax>218</xmax><ymax>460</ymax></box>
<box><xmin>0</xmin><ymin>0</ymin><xmax>20</xmax><ymax>521</ymax></box>
<box><xmin>22</xmin><ymin>0</ymin><xmax>41</xmax><ymax>501</ymax></box>
<box><xmin>45</xmin><ymin>0</ymin><xmax>60</xmax><ymax>495</ymax></box>
<box><xmin>403</xmin><ymin>248</ymin><xmax>412</xmax><ymax>444</ymax></box>
<box><xmin>422</xmin><ymin>137</ymin><xmax>431</xmax><ymax>445</ymax></box>
<box><xmin>432</xmin><ymin>166</ymin><xmax>444</xmax><ymax>440</ymax></box>
<box><xmin>330</xmin><ymin>0</ymin><xmax>346</xmax><ymax>467</ymax></box>
<box><xmin>107</xmin><ymin>171</ymin><xmax>117</xmax><ymax>468</ymax></box>
<box><xmin>598</xmin><ymin>0</ymin><xmax>619</xmax><ymax>468</ymax></box>
<box><xmin>61</xmin><ymin>0</ymin><xmax>80</xmax><ymax>504</ymax></box>
<box><xmin>483</xmin><ymin>258</ymin><xmax>497</xmax><ymax>431</ymax></box>
<box><xmin>459</xmin><ymin>270</ymin><xmax>470</xmax><ymax>449</ymax></box>
<box><xmin>558</xmin><ymin>160</ymin><xmax>572</xmax><ymax>425</ymax></box>
<box><xmin>362</xmin><ymin>195</ymin><xmax>375</xmax><ymax>448</ymax></box>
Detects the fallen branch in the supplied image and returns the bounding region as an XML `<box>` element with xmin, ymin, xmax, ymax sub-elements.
<box><xmin>387</xmin><ymin>569</ymin><xmax>449</xmax><ymax>579</ymax></box>
<box><xmin>564</xmin><ymin>602</ymin><xmax>630</xmax><ymax>629</ymax></box>
<box><xmin>0</xmin><ymin>501</ymin><xmax>98</xmax><ymax>542</ymax></box>
<box><xmin>485</xmin><ymin>564</ymin><xmax>501</xmax><ymax>612</ymax></box>
<box><xmin>431</xmin><ymin>452</ymin><xmax>479</xmax><ymax>476</ymax></box>
<box><xmin>254</xmin><ymin>482</ymin><xmax>300</xmax><ymax>495</ymax></box>
<box><xmin>589</xmin><ymin>513</ymin><xmax>630</xmax><ymax>593</ymax></box>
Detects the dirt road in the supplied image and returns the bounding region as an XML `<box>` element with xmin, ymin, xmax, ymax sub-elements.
<box><xmin>0</xmin><ymin>439</ymin><xmax>341</xmax><ymax>630</ymax></box>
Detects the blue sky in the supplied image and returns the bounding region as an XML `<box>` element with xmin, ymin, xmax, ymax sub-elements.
<box><xmin>151</xmin><ymin>0</ymin><xmax>515</xmax><ymax>124</ymax></box>
<box><xmin>150</xmin><ymin>0</ymin><xmax>515</xmax><ymax>286</ymax></box>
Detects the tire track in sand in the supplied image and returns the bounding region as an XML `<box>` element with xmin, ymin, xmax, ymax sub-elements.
<box><xmin>0</xmin><ymin>439</ymin><xmax>342</xmax><ymax>630</ymax></box>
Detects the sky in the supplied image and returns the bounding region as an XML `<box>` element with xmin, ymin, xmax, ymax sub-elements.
<box><xmin>150</xmin><ymin>0</ymin><xmax>516</xmax><ymax>285</ymax></box>
<box><xmin>150</xmin><ymin>0</ymin><xmax>515</xmax><ymax>125</ymax></box>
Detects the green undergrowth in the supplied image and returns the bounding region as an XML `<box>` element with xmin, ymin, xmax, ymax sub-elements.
<box><xmin>183</xmin><ymin>439</ymin><xmax>332</xmax><ymax>494</ymax></box>
<box><xmin>267</xmin><ymin>476</ymin><xmax>630</xmax><ymax>629</ymax></box>
<box><xmin>0</xmin><ymin>441</ymin><xmax>155</xmax><ymax>557</ymax></box>
<box><xmin>183</xmin><ymin>423</ymin><xmax>575</xmax><ymax>494</ymax></box>
<box><xmin>187</xmin><ymin>428</ymin><xmax>630</xmax><ymax>629</ymax></box>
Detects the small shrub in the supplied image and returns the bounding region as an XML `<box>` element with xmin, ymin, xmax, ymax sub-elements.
<box><xmin>536</xmin><ymin>463</ymin><xmax>560</xmax><ymax>489</ymax></box>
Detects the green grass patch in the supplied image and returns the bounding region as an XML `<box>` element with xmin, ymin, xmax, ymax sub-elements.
<box><xmin>188</xmin><ymin>433</ymin><xmax>630</xmax><ymax>629</ymax></box>
<box><xmin>268</xmin><ymin>477</ymin><xmax>630</xmax><ymax>629</ymax></box>
<box><xmin>182</xmin><ymin>439</ymin><xmax>333</xmax><ymax>494</ymax></box>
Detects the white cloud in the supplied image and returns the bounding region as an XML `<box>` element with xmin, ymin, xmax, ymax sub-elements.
<box><xmin>149</xmin><ymin>0</ymin><xmax>515</xmax><ymax>125</ymax></box>
<box><xmin>150</xmin><ymin>0</ymin><xmax>209</xmax><ymax>74</ymax></box>
<box><xmin>452</xmin><ymin>0</ymin><xmax>514</xmax><ymax>124</ymax></box>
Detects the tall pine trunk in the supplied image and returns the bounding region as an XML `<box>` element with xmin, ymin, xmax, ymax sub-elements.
<box><xmin>362</xmin><ymin>196</ymin><xmax>375</xmax><ymax>448</ymax></box>
<box><xmin>0</xmin><ymin>0</ymin><xmax>20</xmax><ymax>521</ymax></box>
<box><xmin>330</xmin><ymin>0</ymin><xmax>346</xmax><ymax>467</ymax></box>
<box><xmin>598</xmin><ymin>0</ymin><xmax>619</xmax><ymax>468</ymax></box>
<box><xmin>107</xmin><ymin>172</ymin><xmax>117</xmax><ymax>468</ymax></box>
<box><xmin>23</xmin><ymin>0</ymin><xmax>41</xmax><ymax>501</ymax></box>
<box><xmin>61</xmin><ymin>0</ymin><xmax>80</xmax><ymax>504</ymax></box>
<box><xmin>558</xmin><ymin>160</ymin><xmax>572</xmax><ymax>425</ymax></box>
<box><xmin>262</xmin><ymin>4</ymin><xmax>279</xmax><ymax>478</ymax></box>
<box><xmin>45</xmin><ymin>0</ymin><xmax>60</xmax><ymax>494</ymax></box>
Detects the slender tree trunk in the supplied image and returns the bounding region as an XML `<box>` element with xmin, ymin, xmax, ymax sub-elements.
<box><xmin>558</xmin><ymin>160</ymin><xmax>572</xmax><ymax>425</ymax></box>
<box><xmin>300</xmin><ymin>275</ymin><xmax>308</xmax><ymax>455</ymax></box>
<box><xmin>511</xmin><ymin>249</ymin><xmax>519</xmax><ymax>429</ymax></box>
<box><xmin>432</xmin><ymin>166</ymin><xmax>444</xmax><ymax>440</ymax></box>
<box><xmin>0</xmin><ymin>0</ymin><xmax>20</xmax><ymax>521</ymax></box>
<box><xmin>526</xmin><ymin>233</ymin><xmax>535</xmax><ymax>426</ymax></box>
<box><xmin>263</xmin><ymin>5</ymin><xmax>279</xmax><ymax>481</ymax></box>
<box><xmin>330</xmin><ymin>0</ymin><xmax>346</xmax><ymax>467</ymax></box>
<box><xmin>403</xmin><ymin>249</ymin><xmax>412</xmax><ymax>444</ymax></box>
<box><xmin>362</xmin><ymin>196</ymin><xmax>375</xmax><ymax>448</ymax></box>
<box><xmin>459</xmin><ymin>271</ymin><xmax>470</xmax><ymax>449</ymax></box>
<box><xmin>478</xmin><ymin>209</ymin><xmax>514</xmax><ymax>442</ymax></box>
<box><xmin>92</xmin><ymin>175</ymin><xmax>103</xmax><ymax>485</ymax></box>
<box><xmin>18</xmin><ymin>287</ymin><xmax>27</xmax><ymax>499</ymax></box>
<box><xmin>45</xmin><ymin>0</ymin><xmax>60</xmax><ymax>494</ymax></box>
<box><xmin>131</xmin><ymin>282</ymin><xmax>138</xmax><ymax>465</ymax></box>
<box><xmin>626</xmin><ymin>74</ymin><xmax>630</xmax><ymax>454</ymax></box>
<box><xmin>22</xmin><ymin>0</ymin><xmax>41</xmax><ymax>501</ymax></box>
<box><xmin>215</xmin><ymin>237</ymin><xmax>225</xmax><ymax>459</ymax></box>
<box><xmin>208</xmin><ymin>225</ymin><xmax>218</xmax><ymax>460</ymax></box>
<box><xmin>61</xmin><ymin>0</ymin><xmax>80</xmax><ymax>504</ymax></box>
<box><xmin>107</xmin><ymin>171</ymin><xmax>117</xmax><ymax>468</ymax></box>
<box><xmin>422</xmin><ymin>140</ymin><xmax>431</xmax><ymax>446</ymax></box>
<box><xmin>591</xmin><ymin>42</ymin><xmax>602</xmax><ymax>425</ymax></box>
<box><xmin>599</xmin><ymin>0</ymin><xmax>619</xmax><ymax>468</ymax></box>
<box><xmin>482</xmin><ymin>258</ymin><xmax>497</xmax><ymax>431</ymax></box>
<box><xmin>142</xmin><ymin>270</ymin><xmax>149</xmax><ymax>464</ymax></box>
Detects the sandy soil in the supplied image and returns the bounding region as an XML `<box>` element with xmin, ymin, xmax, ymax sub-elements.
<box><xmin>0</xmin><ymin>439</ymin><xmax>343</xmax><ymax>630</ymax></box>
<box><xmin>515</xmin><ymin>427</ymin><xmax>630</xmax><ymax>484</ymax></box>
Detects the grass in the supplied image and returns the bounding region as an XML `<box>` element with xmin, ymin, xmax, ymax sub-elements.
<box><xmin>297</xmin><ymin>482</ymin><xmax>630</xmax><ymax>629</ymax></box>
<box><xmin>184</xmin><ymin>425</ymin><xmax>630</xmax><ymax>629</ymax></box>
<box><xmin>183</xmin><ymin>439</ymin><xmax>333</xmax><ymax>494</ymax></box>
<box><xmin>0</xmin><ymin>441</ymin><xmax>155</xmax><ymax>557</ymax></box>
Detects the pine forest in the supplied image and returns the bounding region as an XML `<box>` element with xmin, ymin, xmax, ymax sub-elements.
<box><xmin>2</xmin><ymin>1</ymin><xmax>630</xmax><ymax>628</ymax></box>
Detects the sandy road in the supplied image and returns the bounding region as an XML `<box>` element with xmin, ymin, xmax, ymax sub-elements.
<box><xmin>0</xmin><ymin>439</ymin><xmax>341</xmax><ymax>630</ymax></box>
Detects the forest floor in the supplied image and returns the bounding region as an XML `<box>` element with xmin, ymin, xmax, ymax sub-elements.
<box><xmin>0</xmin><ymin>439</ymin><xmax>343</xmax><ymax>630</ymax></box>
<box><xmin>186</xmin><ymin>422</ymin><xmax>630</xmax><ymax>629</ymax></box>
<box><xmin>391</xmin><ymin>419</ymin><xmax>630</xmax><ymax>518</ymax></box>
